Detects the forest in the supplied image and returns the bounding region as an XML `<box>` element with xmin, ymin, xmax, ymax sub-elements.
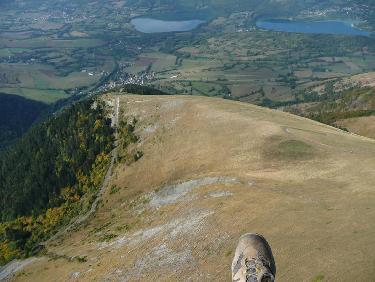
<box><xmin>0</xmin><ymin>98</ymin><xmax>114</xmax><ymax>265</ymax></box>
<box><xmin>115</xmin><ymin>84</ymin><xmax>169</xmax><ymax>96</ymax></box>
<box><xmin>303</xmin><ymin>87</ymin><xmax>375</xmax><ymax>126</ymax></box>
<box><xmin>0</xmin><ymin>93</ymin><xmax>49</xmax><ymax>149</ymax></box>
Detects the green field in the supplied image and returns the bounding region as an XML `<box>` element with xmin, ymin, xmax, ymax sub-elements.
<box><xmin>0</xmin><ymin>87</ymin><xmax>68</xmax><ymax>103</ymax></box>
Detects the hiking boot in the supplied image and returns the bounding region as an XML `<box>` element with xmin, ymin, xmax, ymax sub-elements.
<box><xmin>232</xmin><ymin>233</ymin><xmax>276</xmax><ymax>282</ymax></box>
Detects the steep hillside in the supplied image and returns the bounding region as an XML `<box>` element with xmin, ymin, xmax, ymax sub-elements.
<box><xmin>336</xmin><ymin>115</ymin><xmax>375</xmax><ymax>139</ymax></box>
<box><xmin>0</xmin><ymin>98</ymin><xmax>114</xmax><ymax>265</ymax></box>
<box><xmin>3</xmin><ymin>94</ymin><xmax>375</xmax><ymax>281</ymax></box>
<box><xmin>284</xmin><ymin>86</ymin><xmax>375</xmax><ymax>138</ymax></box>
<box><xmin>0</xmin><ymin>93</ymin><xmax>49</xmax><ymax>149</ymax></box>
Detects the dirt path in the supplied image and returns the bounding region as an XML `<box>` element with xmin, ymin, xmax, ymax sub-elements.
<box><xmin>0</xmin><ymin>258</ymin><xmax>41</xmax><ymax>281</ymax></box>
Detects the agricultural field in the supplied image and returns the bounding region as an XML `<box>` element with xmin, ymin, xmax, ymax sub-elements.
<box><xmin>0</xmin><ymin>0</ymin><xmax>374</xmax><ymax>106</ymax></box>
<box><xmin>0</xmin><ymin>0</ymin><xmax>135</xmax><ymax>103</ymax></box>
<box><xmin>128</xmin><ymin>28</ymin><xmax>374</xmax><ymax>105</ymax></box>
<box><xmin>117</xmin><ymin>11</ymin><xmax>375</xmax><ymax>108</ymax></box>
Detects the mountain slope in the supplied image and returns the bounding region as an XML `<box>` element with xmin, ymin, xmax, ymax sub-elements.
<box><xmin>284</xmin><ymin>86</ymin><xmax>375</xmax><ymax>138</ymax></box>
<box><xmin>0</xmin><ymin>98</ymin><xmax>115</xmax><ymax>266</ymax></box>
<box><xmin>0</xmin><ymin>93</ymin><xmax>49</xmax><ymax>149</ymax></box>
<box><xmin>7</xmin><ymin>94</ymin><xmax>375</xmax><ymax>281</ymax></box>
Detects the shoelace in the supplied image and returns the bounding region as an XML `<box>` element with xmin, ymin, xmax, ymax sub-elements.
<box><xmin>245</xmin><ymin>256</ymin><xmax>274</xmax><ymax>282</ymax></box>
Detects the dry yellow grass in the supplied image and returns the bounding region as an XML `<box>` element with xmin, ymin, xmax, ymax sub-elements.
<box><xmin>12</xmin><ymin>94</ymin><xmax>375</xmax><ymax>282</ymax></box>
<box><xmin>336</xmin><ymin>116</ymin><xmax>375</xmax><ymax>140</ymax></box>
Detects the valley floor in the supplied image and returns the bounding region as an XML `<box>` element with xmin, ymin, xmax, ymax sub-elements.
<box><xmin>8</xmin><ymin>94</ymin><xmax>375</xmax><ymax>281</ymax></box>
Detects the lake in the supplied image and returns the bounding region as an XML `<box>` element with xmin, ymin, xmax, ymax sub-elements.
<box><xmin>256</xmin><ymin>19</ymin><xmax>370</xmax><ymax>37</ymax></box>
<box><xmin>131</xmin><ymin>18</ymin><xmax>205</xmax><ymax>33</ymax></box>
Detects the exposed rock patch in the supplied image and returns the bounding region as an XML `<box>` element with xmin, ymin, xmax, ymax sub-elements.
<box><xmin>149</xmin><ymin>177</ymin><xmax>239</xmax><ymax>208</ymax></box>
<box><xmin>98</xmin><ymin>209</ymin><xmax>213</xmax><ymax>250</ymax></box>
<box><xmin>206</xmin><ymin>191</ymin><xmax>233</xmax><ymax>198</ymax></box>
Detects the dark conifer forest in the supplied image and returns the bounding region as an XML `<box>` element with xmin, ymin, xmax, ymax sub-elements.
<box><xmin>0</xmin><ymin>98</ymin><xmax>114</xmax><ymax>264</ymax></box>
<box><xmin>0</xmin><ymin>93</ymin><xmax>49</xmax><ymax>149</ymax></box>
